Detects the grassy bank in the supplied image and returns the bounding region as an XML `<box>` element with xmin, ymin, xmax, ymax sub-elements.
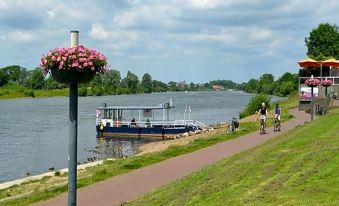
<box><xmin>0</xmin><ymin>123</ymin><xmax>259</xmax><ymax>205</ymax></box>
<box><xmin>126</xmin><ymin>108</ymin><xmax>339</xmax><ymax>206</ymax></box>
<box><xmin>0</xmin><ymin>95</ymin><xmax>297</xmax><ymax>206</ymax></box>
<box><xmin>0</xmin><ymin>86</ymin><xmax>68</xmax><ymax>99</ymax></box>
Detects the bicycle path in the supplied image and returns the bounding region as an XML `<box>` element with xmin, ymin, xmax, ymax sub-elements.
<box><xmin>34</xmin><ymin>109</ymin><xmax>310</xmax><ymax>206</ymax></box>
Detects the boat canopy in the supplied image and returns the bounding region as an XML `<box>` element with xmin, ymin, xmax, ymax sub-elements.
<box><xmin>97</xmin><ymin>103</ymin><xmax>174</xmax><ymax>111</ymax></box>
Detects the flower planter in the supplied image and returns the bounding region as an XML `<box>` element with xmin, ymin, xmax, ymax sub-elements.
<box><xmin>321</xmin><ymin>80</ymin><xmax>333</xmax><ymax>87</ymax></box>
<box><xmin>51</xmin><ymin>68</ymin><xmax>96</xmax><ymax>84</ymax></box>
<box><xmin>40</xmin><ymin>45</ymin><xmax>108</xmax><ymax>84</ymax></box>
<box><xmin>305</xmin><ymin>78</ymin><xmax>320</xmax><ymax>87</ymax></box>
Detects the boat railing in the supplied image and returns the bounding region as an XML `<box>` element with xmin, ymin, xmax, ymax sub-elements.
<box><xmin>96</xmin><ymin>118</ymin><xmax>206</xmax><ymax>130</ymax></box>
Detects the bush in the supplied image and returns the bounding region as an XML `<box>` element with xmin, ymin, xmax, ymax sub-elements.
<box><xmin>78</xmin><ymin>86</ymin><xmax>88</xmax><ymax>96</ymax></box>
<box><xmin>23</xmin><ymin>89</ymin><xmax>35</xmax><ymax>97</ymax></box>
<box><xmin>240</xmin><ymin>94</ymin><xmax>270</xmax><ymax>118</ymax></box>
<box><xmin>92</xmin><ymin>85</ymin><xmax>103</xmax><ymax>96</ymax></box>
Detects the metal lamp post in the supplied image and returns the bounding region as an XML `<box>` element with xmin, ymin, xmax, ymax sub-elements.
<box><xmin>69</xmin><ymin>30</ymin><xmax>79</xmax><ymax>206</ymax></box>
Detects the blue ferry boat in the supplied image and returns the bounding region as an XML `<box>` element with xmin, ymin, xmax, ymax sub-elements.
<box><xmin>96</xmin><ymin>101</ymin><xmax>205</xmax><ymax>139</ymax></box>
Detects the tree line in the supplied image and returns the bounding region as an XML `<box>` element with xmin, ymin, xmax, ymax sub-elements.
<box><xmin>0</xmin><ymin>65</ymin><xmax>299</xmax><ymax>97</ymax></box>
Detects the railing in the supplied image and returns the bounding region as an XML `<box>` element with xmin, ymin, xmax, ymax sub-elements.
<box><xmin>96</xmin><ymin>119</ymin><xmax>207</xmax><ymax>129</ymax></box>
<box><xmin>299</xmin><ymin>76</ymin><xmax>339</xmax><ymax>85</ymax></box>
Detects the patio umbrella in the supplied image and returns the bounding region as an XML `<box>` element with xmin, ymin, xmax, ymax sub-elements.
<box><xmin>322</xmin><ymin>58</ymin><xmax>339</xmax><ymax>67</ymax></box>
<box><xmin>298</xmin><ymin>57</ymin><xmax>320</xmax><ymax>67</ymax></box>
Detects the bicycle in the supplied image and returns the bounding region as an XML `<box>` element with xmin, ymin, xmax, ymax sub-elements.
<box><xmin>273</xmin><ymin>117</ymin><xmax>281</xmax><ymax>132</ymax></box>
<box><xmin>228</xmin><ymin>117</ymin><xmax>239</xmax><ymax>133</ymax></box>
<box><xmin>259</xmin><ymin>118</ymin><xmax>266</xmax><ymax>135</ymax></box>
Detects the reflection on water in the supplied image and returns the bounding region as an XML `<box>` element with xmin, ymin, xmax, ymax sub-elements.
<box><xmin>84</xmin><ymin>138</ymin><xmax>155</xmax><ymax>161</ymax></box>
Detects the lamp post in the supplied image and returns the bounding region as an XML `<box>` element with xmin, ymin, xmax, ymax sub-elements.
<box><xmin>69</xmin><ymin>30</ymin><xmax>79</xmax><ymax>206</ymax></box>
<box><xmin>40</xmin><ymin>31</ymin><xmax>108</xmax><ymax>206</ymax></box>
<box><xmin>305</xmin><ymin>75</ymin><xmax>320</xmax><ymax>121</ymax></box>
<box><xmin>321</xmin><ymin>78</ymin><xmax>333</xmax><ymax>115</ymax></box>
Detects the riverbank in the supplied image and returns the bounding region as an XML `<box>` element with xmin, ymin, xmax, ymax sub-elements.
<box><xmin>0</xmin><ymin>85</ymin><xmax>68</xmax><ymax>99</ymax></box>
<box><xmin>0</xmin><ymin>119</ymin><xmax>262</xmax><ymax>205</ymax></box>
<box><xmin>33</xmin><ymin>108</ymin><xmax>312</xmax><ymax>205</ymax></box>
<box><xmin>0</xmin><ymin>94</ymin><xmax>293</xmax><ymax>205</ymax></box>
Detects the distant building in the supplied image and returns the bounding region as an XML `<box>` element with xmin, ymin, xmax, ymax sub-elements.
<box><xmin>212</xmin><ymin>85</ymin><xmax>224</xmax><ymax>91</ymax></box>
<box><xmin>177</xmin><ymin>81</ymin><xmax>187</xmax><ymax>88</ymax></box>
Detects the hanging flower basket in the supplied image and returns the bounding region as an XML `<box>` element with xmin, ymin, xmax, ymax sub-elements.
<box><xmin>305</xmin><ymin>78</ymin><xmax>320</xmax><ymax>87</ymax></box>
<box><xmin>321</xmin><ymin>79</ymin><xmax>333</xmax><ymax>87</ymax></box>
<box><xmin>40</xmin><ymin>45</ymin><xmax>108</xmax><ymax>84</ymax></box>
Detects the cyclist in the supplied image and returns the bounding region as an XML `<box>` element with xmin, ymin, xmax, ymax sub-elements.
<box><xmin>274</xmin><ymin>104</ymin><xmax>281</xmax><ymax>131</ymax></box>
<box><xmin>258</xmin><ymin>102</ymin><xmax>268</xmax><ymax>134</ymax></box>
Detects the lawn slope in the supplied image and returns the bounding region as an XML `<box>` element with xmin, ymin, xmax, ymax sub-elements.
<box><xmin>126</xmin><ymin>109</ymin><xmax>339</xmax><ymax>206</ymax></box>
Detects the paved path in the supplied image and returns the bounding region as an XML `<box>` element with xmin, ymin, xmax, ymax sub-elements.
<box><xmin>34</xmin><ymin>109</ymin><xmax>310</xmax><ymax>206</ymax></box>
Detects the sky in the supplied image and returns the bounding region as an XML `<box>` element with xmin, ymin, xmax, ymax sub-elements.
<box><xmin>0</xmin><ymin>0</ymin><xmax>338</xmax><ymax>83</ymax></box>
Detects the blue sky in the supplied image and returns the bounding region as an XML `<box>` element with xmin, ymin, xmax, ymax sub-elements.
<box><xmin>0</xmin><ymin>0</ymin><xmax>338</xmax><ymax>83</ymax></box>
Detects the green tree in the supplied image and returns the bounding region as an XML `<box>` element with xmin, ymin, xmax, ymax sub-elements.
<box><xmin>153</xmin><ymin>80</ymin><xmax>167</xmax><ymax>92</ymax></box>
<box><xmin>0</xmin><ymin>68</ymin><xmax>9</xmax><ymax>86</ymax></box>
<box><xmin>168</xmin><ymin>81</ymin><xmax>177</xmax><ymax>91</ymax></box>
<box><xmin>26</xmin><ymin>68</ymin><xmax>45</xmax><ymax>89</ymax></box>
<box><xmin>123</xmin><ymin>71</ymin><xmax>139</xmax><ymax>94</ymax></box>
<box><xmin>44</xmin><ymin>75</ymin><xmax>67</xmax><ymax>89</ymax></box>
<box><xmin>141</xmin><ymin>73</ymin><xmax>153</xmax><ymax>93</ymax></box>
<box><xmin>257</xmin><ymin>73</ymin><xmax>275</xmax><ymax>94</ymax></box>
<box><xmin>244</xmin><ymin>79</ymin><xmax>258</xmax><ymax>93</ymax></box>
<box><xmin>2</xmin><ymin>65</ymin><xmax>29</xmax><ymax>85</ymax></box>
<box><xmin>102</xmin><ymin>69</ymin><xmax>121</xmax><ymax>90</ymax></box>
<box><xmin>305</xmin><ymin>23</ymin><xmax>339</xmax><ymax>60</ymax></box>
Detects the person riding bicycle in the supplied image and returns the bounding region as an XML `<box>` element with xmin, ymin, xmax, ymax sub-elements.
<box><xmin>258</xmin><ymin>102</ymin><xmax>268</xmax><ymax>133</ymax></box>
<box><xmin>274</xmin><ymin>104</ymin><xmax>281</xmax><ymax>121</ymax></box>
<box><xmin>274</xmin><ymin>103</ymin><xmax>281</xmax><ymax>131</ymax></box>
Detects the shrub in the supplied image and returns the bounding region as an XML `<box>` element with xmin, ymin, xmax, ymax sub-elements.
<box><xmin>24</xmin><ymin>89</ymin><xmax>35</xmax><ymax>97</ymax></box>
<box><xmin>240</xmin><ymin>94</ymin><xmax>270</xmax><ymax>118</ymax></box>
<box><xmin>78</xmin><ymin>86</ymin><xmax>88</xmax><ymax>96</ymax></box>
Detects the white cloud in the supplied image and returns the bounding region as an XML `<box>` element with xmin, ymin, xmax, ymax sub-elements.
<box><xmin>90</xmin><ymin>24</ymin><xmax>110</xmax><ymax>40</ymax></box>
<box><xmin>47</xmin><ymin>10</ymin><xmax>54</xmax><ymax>18</ymax></box>
<box><xmin>9</xmin><ymin>31</ymin><xmax>33</xmax><ymax>42</ymax></box>
<box><xmin>189</xmin><ymin>30</ymin><xmax>236</xmax><ymax>44</ymax></box>
<box><xmin>0</xmin><ymin>1</ymin><xmax>9</xmax><ymax>9</ymax></box>
<box><xmin>248</xmin><ymin>28</ymin><xmax>273</xmax><ymax>41</ymax></box>
<box><xmin>1</xmin><ymin>0</ymin><xmax>339</xmax><ymax>82</ymax></box>
<box><xmin>113</xmin><ymin>4</ymin><xmax>178</xmax><ymax>28</ymax></box>
<box><xmin>185</xmin><ymin>0</ymin><xmax>227</xmax><ymax>9</ymax></box>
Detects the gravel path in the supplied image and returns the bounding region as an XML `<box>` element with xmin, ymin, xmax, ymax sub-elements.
<box><xmin>33</xmin><ymin>108</ymin><xmax>310</xmax><ymax>206</ymax></box>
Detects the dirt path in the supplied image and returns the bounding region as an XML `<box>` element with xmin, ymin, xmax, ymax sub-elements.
<box><xmin>33</xmin><ymin>109</ymin><xmax>310</xmax><ymax>206</ymax></box>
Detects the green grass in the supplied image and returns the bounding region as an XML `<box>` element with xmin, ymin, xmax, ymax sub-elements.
<box><xmin>0</xmin><ymin>95</ymin><xmax>297</xmax><ymax>206</ymax></box>
<box><xmin>0</xmin><ymin>85</ymin><xmax>68</xmax><ymax>99</ymax></box>
<box><xmin>125</xmin><ymin>108</ymin><xmax>339</xmax><ymax>206</ymax></box>
<box><xmin>0</xmin><ymin>121</ymin><xmax>260</xmax><ymax>206</ymax></box>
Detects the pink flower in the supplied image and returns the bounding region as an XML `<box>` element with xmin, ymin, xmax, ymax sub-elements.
<box><xmin>321</xmin><ymin>80</ymin><xmax>333</xmax><ymax>87</ymax></box>
<box><xmin>305</xmin><ymin>78</ymin><xmax>320</xmax><ymax>87</ymax></box>
<box><xmin>71</xmin><ymin>62</ymin><xmax>79</xmax><ymax>67</ymax></box>
<box><xmin>40</xmin><ymin>45</ymin><xmax>108</xmax><ymax>75</ymax></box>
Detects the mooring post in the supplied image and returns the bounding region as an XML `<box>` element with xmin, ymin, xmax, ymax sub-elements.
<box><xmin>68</xmin><ymin>30</ymin><xmax>79</xmax><ymax>206</ymax></box>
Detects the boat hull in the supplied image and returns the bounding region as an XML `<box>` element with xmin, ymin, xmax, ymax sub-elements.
<box><xmin>96</xmin><ymin>125</ymin><xmax>195</xmax><ymax>139</ymax></box>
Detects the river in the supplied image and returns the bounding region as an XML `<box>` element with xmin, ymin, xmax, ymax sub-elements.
<box><xmin>0</xmin><ymin>91</ymin><xmax>283</xmax><ymax>183</ymax></box>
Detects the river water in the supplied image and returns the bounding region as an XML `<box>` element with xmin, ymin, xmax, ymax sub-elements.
<box><xmin>0</xmin><ymin>91</ymin><xmax>283</xmax><ymax>183</ymax></box>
